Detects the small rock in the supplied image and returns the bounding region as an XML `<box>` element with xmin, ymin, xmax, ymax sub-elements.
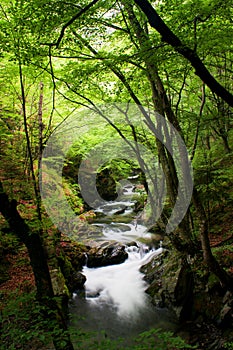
<box><xmin>70</xmin><ymin>272</ymin><xmax>86</xmax><ymax>291</ymax></box>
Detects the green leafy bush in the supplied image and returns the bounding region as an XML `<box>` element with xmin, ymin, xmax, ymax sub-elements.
<box><xmin>69</xmin><ymin>327</ymin><xmax>197</xmax><ymax>350</ymax></box>
<box><xmin>0</xmin><ymin>291</ymin><xmax>53</xmax><ymax>350</ymax></box>
<box><xmin>131</xmin><ymin>328</ymin><xmax>197</xmax><ymax>350</ymax></box>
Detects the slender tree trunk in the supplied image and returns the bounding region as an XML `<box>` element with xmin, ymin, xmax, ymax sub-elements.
<box><xmin>191</xmin><ymin>84</ymin><xmax>205</xmax><ymax>161</ymax></box>
<box><xmin>192</xmin><ymin>188</ymin><xmax>233</xmax><ymax>290</ymax></box>
<box><xmin>19</xmin><ymin>61</ymin><xmax>42</xmax><ymax>223</ymax></box>
<box><xmin>38</xmin><ymin>82</ymin><xmax>44</xmax><ymax>170</ymax></box>
<box><xmin>221</xmin><ymin>134</ymin><xmax>231</xmax><ymax>153</ymax></box>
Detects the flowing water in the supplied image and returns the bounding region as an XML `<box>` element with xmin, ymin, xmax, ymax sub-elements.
<box><xmin>70</xmin><ymin>184</ymin><xmax>177</xmax><ymax>341</ymax></box>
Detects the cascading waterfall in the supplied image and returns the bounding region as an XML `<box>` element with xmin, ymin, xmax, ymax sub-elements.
<box><xmin>82</xmin><ymin>246</ymin><xmax>163</xmax><ymax>318</ymax></box>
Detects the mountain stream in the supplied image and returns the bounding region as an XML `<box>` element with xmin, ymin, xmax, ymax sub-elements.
<box><xmin>70</xmin><ymin>184</ymin><xmax>177</xmax><ymax>341</ymax></box>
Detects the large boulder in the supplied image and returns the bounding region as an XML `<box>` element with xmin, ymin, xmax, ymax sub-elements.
<box><xmin>56</xmin><ymin>236</ymin><xmax>88</xmax><ymax>293</ymax></box>
<box><xmin>140</xmin><ymin>250</ymin><xmax>194</xmax><ymax>321</ymax></box>
<box><xmin>141</xmin><ymin>248</ymin><xmax>233</xmax><ymax>328</ymax></box>
<box><xmin>86</xmin><ymin>241</ymin><xmax>128</xmax><ymax>267</ymax></box>
<box><xmin>60</xmin><ymin>238</ymin><xmax>88</xmax><ymax>271</ymax></box>
<box><xmin>191</xmin><ymin>272</ymin><xmax>233</xmax><ymax>326</ymax></box>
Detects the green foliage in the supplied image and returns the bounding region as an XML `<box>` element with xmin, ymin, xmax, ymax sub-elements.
<box><xmin>0</xmin><ymin>225</ymin><xmax>20</xmax><ymax>284</ymax></box>
<box><xmin>70</xmin><ymin>328</ymin><xmax>125</xmax><ymax>350</ymax></box>
<box><xmin>99</xmin><ymin>158</ymin><xmax>136</xmax><ymax>182</ymax></box>
<box><xmin>63</xmin><ymin>181</ymin><xmax>84</xmax><ymax>215</ymax></box>
<box><xmin>0</xmin><ymin>2</ymin><xmax>233</xmax><ymax>349</ymax></box>
<box><xmin>0</xmin><ymin>291</ymin><xmax>53</xmax><ymax>350</ymax></box>
<box><xmin>131</xmin><ymin>328</ymin><xmax>197</xmax><ymax>350</ymax></box>
<box><xmin>0</xmin><ymin>228</ymin><xmax>20</xmax><ymax>253</ymax></box>
<box><xmin>212</xmin><ymin>244</ymin><xmax>233</xmax><ymax>271</ymax></box>
<box><xmin>69</xmin><ymin>327</ymin><xmax>196</xmax><ymax>350</ymax></box>
<box><xmin>193</xmin><ymin>151</ymin><xmax>233</xmax><ymax>217</ymax></box>
<box><xmin>1</xmin><ymin>289</ymin><xmax>196</xmax><ymax>350</ymax></box>
<box><xmin>1</xmin><ymin>291</ymin><xmax>82</xmax><ymax>350</ymax></box>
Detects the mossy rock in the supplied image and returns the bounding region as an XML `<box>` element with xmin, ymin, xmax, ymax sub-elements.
<box><xmin>140</xmin><ymin>250</ymin><xmax>168</xmax><ymax>283</ymax></box>
<box><xmin>69</xmin><ymin>271</ymin><xmax>86</xmax><ymax>291</ymax></box>
<box><xmin>96</xmin><ymin>168</ymin><xmax>117</xmax><ymax>201</ymax></box>
<box><xmin>141</xmin><ymin>249</ymin><xmax>194</xmax><ymax>321</ymax></box>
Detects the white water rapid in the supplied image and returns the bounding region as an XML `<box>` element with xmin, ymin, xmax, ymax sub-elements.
<box><xmin>70</xmin><ymin>183</ymin><xmax>176</xmax><ymax>340</ymax></box>
<box><xmin>82</xmin><ymin>247</ymin><xmax>163</xmax><ymax>318</ymax></box>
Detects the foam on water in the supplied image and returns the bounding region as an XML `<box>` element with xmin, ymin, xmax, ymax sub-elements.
<box><xmin>101</xmin><ymin>222</ymin><xmax>152</xmax><ymax>242</ymax></box>
<box><xmin>82</xmin><ymin>247</ymin><xmax>163</xmax><ymax>318</ymax></box>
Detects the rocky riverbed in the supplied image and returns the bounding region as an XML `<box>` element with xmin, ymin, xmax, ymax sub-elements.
<box><xmin>139</xmin><ymin>244</ymin><xmax>233</xmax><ymax>349</ymax></box>
<box><xmin>59</xmin><ymin>233</ymin><xmax>233</xmax><ymax>350</ymax></box>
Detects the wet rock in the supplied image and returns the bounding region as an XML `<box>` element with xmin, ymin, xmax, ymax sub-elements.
<box><xmin>218</xmin><ymin>291</ymin><xmax>233</xmax><ymax>326</ymax></box>
<box><xmin>134</xmin><ymin>200</ymin><xmax>144</xmax><ymax>213</ymax></box>
<box><xmin>127</xmin><ymin>241</ymin><xmax>139</xmax><ymax>248</ymax></box>
<box><xmin>87</xmin><ymin>241</ymin><xmax>128</xmax><ymax>267</ymax></box>
<box><xmin>115</xmin><ymin>207</ymin><xmax>126</xmax><ymax>215</ymax></box>
<box><xmin>140</xmin><ymin>250</ymin><xmax>167</xmax><ymax>283</ymax></box>
<box><xmin>61</xmin><ymin>239</ymin><xmax>88</xmax><ymax>271</ymax></box>
<box><xmin>141</xmin><ymin>250</ymin><xmax>194</xmax><ymax>321</ymax></box>
<box><xmin>176</xmin><ymin>320</ymin><xmax>228</xmax><ymax>350</ymax></box>
<box><xmin>190</xmin><ymin>271</ymin><xmax>232</xmax><ymax>324</ymax></box>
<box><xmin>140</xmin><ymin>246</ymin><xmax>233</xmax><ymax>335</ymax></box>
<box><xmin>69</xmin><ymin>272</ymin><xmax>86</xmax><ymax>291</ymax></box>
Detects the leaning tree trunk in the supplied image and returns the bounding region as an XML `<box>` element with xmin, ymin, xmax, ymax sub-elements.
<box><xmin>0</xmin><ymin>181</ymin><xmax>74</xmax><ymax>350</ymax></box>
<box><xmin>122</xmin><ymin>0</ymin><xmax>193</xmax><ymax>243</ymax></box>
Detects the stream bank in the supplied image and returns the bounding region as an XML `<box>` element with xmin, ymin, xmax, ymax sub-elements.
<box><xmin>139</xmin><ymin>242</ymin><xmax>233</xmax><ymax>349</ymax></box>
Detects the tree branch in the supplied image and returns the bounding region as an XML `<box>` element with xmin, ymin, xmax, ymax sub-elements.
<box><xmin>191</xmin><ymin>83</ymin><xmax>205</xmax><ymax>161</ymax></box>
<box><xmin>56</xmin><ymin>0</ymin><xmax>100</xmax><ymax>48</ymax></box>
<box><xmin>133</xmin><ymin>0</ymin><xmax>233</xmax><ymax>107</ymax></box>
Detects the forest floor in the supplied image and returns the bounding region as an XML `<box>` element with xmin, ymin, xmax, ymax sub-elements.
<box><xmin>0</xmin><ymin>248</ymin><xmax>35</xmax><ymax>294</ymax></box>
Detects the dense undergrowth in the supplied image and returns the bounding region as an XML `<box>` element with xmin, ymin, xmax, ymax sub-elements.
<box><xmin>0</xmin><ymin>290</ymin><xmax>197</xmax><ymax>350</ymax></box>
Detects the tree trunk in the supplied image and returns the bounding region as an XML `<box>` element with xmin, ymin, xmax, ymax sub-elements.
<box><xmin>221</xmin><ymin>133</ymin><xmax>231</xmax><ymax>153</ymax></box>
<box><xmin>122</xmin><ymin>0</ymin><xmax>192</xmax><ymax>242</ymax></box>
<box><xmin>0</xmin><ymin>181</ymin><xmax>74</xmax><ymax>350</ymax></box>
<box><xmin>19</xmin><ymin>61</ymin><xmax>42</xmax><ymax>222</ymax></box>
<box><xmin>192</xmin><ymin>188</ymin><xmax>233</xmax><ymax>290</ymax></box>
<box><xmin>38</xmin><ymin>81</ymin><xmax>44</xmax><ymax>170</ymax></box>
